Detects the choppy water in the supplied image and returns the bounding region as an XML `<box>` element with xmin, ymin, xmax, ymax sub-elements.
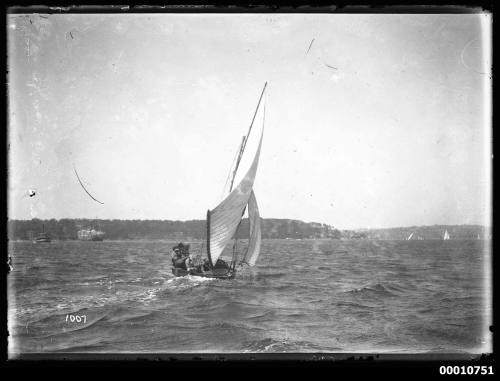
<box><xmin>7</xmin><ymin>239</ymin><xmax>492</xmax><ymax>355</ymax></box>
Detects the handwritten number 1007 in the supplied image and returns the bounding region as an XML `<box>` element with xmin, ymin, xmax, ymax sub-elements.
<box><xmin>65</xmin><ymin>314</ymin><xmax>86</xmax><ymax>324</ymax></box>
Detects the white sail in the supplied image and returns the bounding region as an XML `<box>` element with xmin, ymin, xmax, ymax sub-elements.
<box><xmin>207</xmin><ymin>132</ymin><xmax>264</xmax><ymax>266</ymax></box>
<box><xmin>407</xmin><ymin>232</ymin><xmax>414</xmax><ymax>240</ymax></box>
<box><xmin>242</xmin><ymin>190</ymin><xmax>261</xmax><ymax>266</ymax></box>
<box><xmin>443</xmin><ymin>230</ymin><xmax>450</xmax><ymax>240</ymax></box>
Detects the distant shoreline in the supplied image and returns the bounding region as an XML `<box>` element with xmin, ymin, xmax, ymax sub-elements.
<box><xmin>8</xmin><ymin>237</ymin><xmax>492</xmax><ymax>243</ymax></box>
<box><xmin>7</xmin><ymin>219</ymin><xmax>491</xmax><ymax>241</ymax></box>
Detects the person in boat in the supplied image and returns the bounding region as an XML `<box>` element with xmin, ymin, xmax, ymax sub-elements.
<box><xmin>171</xmin><ymin>243</ymin><xmax>188</xmax><ymax>268</ymax></box>
<box><xmin>171</xmin><ymin>242</ymin><xmax>198</xmax><ymax>272</ymax></box>
<box><xmin>171</xmin><ymin>247</ymin><xmax>182</xmax><ymax>266</ymax></box>
<box><xmin>192</xmin><ymin>257</ymin><xmax>211</xmax><ymax>274</ymax></box>
<box><xmin>185</xmin><ymin>255</ymin><xmax>196</xmax><ymax>274</ymax></box>
<box><xmin>202</xmin><ymin>258</ymin><xmax>211</xmax><ymax>272</ymax></box>
<box><xmin>176</xmin><ymin>242</ymin><xmax>190</xmax><ymax>256</ymax></box>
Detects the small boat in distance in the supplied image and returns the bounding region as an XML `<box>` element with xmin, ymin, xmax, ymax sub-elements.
<box><xmin>33</xmin><ymin>225</ymin><xmax>51</xmax><ymax>243</ymax></box>
<box><xmin>407</xmin><ymin>232</ymin><xmax>414</xmax><ymax>240</ymax></box>
<box><xmin>443</xmin><ymin>230</ymin><xmax>450</xmax><ymax>240</ymax></box>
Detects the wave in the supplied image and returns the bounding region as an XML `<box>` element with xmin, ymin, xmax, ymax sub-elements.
<box><xmin>317</xmin><ymin>266</ymin><xmax>331</xmax><ymax>271</ymax></box>
<box><xmin>12</xmin><ymin>277</ymin><xmax>191</xmax><ymax>324</ymax></box>
<box><xmin>345</xmin><ymin>282</ymin><xmax>410</xmax><ymax>297</ymax></box>
<box><xmin>335</xmin><ymin>301</ymin><xmax>378</xmax><ymax>310</ymax></box>
<box><xmin>245</xmin><ymin>310</ymin><xmax>276</xmax><ymax>321</ymax></box>
<box><xmin>23</xmin><ymin>309</ymin><xmax>111</xmax><ymax>339</ymax></box>
<box><xmin>254</xmin><ymin>272</ymin><xmax>287</xmax><ymax>280</ymax></box>
<box><xmin>105</xmin><ymin>308</ymin><xmax>155</xmax><ymax>324</ymax></box>
<box><xmin>204</xmin><ymin>321</ymin><xmax>257</xmax><ymax>332</ymax></box>
<box><xmin>242</xmin><ymin>337</ymin><xmax>333</xmax><ymax>353</ymax></box>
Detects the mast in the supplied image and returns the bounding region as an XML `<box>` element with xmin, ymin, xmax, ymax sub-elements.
<box><xmin>229</xmin><ymin>136</ymin><xmax>246</xmax><ymax>193</ymax></box>
<box><xmin>206</xmin><ymin>209</ymin><xmax>212</xmax><ymax>268</ymax></box>
<box><xmin>229</xmin><ymin>82</ymin><xmax>267</xmax><ymax>192</ymax></box>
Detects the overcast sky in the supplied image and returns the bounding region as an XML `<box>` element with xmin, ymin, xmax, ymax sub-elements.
<box><xmin>7</xmin><ymin>13</ymin><xmax>491</xmax><ymax>229</ymax></box>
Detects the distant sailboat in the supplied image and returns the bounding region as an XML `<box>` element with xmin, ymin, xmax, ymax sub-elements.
<box><xmin>443</xmin><ymin>230</ymin><xmax>450</xmax><ymax>240</ymax></box>
<box><xmin>407</xmin><ymin>232</ymin><xmax>414</xmax><ymax>240</ymax></box>
<box><xmin>171</xmin><ymin>83</ymin><xmax>267</xmax><ymax>279</ymax></box>
<box><xmin>33</xmin><ymin>224</ymin><xmax>51</xmax><ymax>243</ymax></box>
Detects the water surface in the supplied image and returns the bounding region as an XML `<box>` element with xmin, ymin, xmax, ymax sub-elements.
<box><xmin>7</xmin><ymin>239</ymin><xmax>492</xmax><ymax>355</ymax></box>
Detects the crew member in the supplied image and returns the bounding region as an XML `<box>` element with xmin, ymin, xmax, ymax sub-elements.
<box><xmin>185</xmin><ymin>255</ymin><xmax>195</xmax><ymax>274</ymax></box>
<box><xmin>171</xmin><ymin>247</ymin><xmax>182</xmax><ymax>266</ymax></box>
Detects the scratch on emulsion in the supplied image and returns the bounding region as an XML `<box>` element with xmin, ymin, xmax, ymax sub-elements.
<box><xmin>306</xmin><ymin>38</ymin><xmax>315</xmax><ymax>55</ymax></box>
<box><xmin>460</xmin><ymin>38</ymin><xmax>488</xmax><ymax>76</ymax></box>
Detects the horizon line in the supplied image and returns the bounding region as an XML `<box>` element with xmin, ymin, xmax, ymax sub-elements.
<box><xmin>7</xmin><ymin>217</ymin><xmax>491</xmax><ymax>231</ymax></box>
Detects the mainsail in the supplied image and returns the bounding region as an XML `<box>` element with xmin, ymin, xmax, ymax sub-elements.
<box><xmin>241</xmin><ymin>190</ymin><xmax>261</xmax><ymax>266</ymax></box>
<box><xmin>207</xmin><ymin>131</ymin><xmax>264</xmax><ymax>267</ymax></box>
<box><xmin>407</xmin><ymin>232</ymin><xmax>414</xmax><ymax>240</ymax></box>
<box><xmin>443</xmin><ymin>230</ymin><xmax>450</xmax><ymax>240</ymax></box>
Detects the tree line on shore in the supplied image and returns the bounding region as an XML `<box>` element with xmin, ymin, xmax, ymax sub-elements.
<box><xmin>7</xmin><ymin>218</ymin><xmax>490</xmax><ymax>241</ymax></box>
<box><xmin>7</xmin><ymin>218</ymin><xmax>342</xmax><ymax>241</ymax></box>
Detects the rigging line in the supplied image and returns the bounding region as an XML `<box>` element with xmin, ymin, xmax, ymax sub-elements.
<box><xmin>242</xmin><ymin>82</ymin><xmax>267</xmax><ymax>155</ymax></box>
<box><xmin>200</xmin><ymin>239</ymin><xmax>205</xmax><ymax>258</ymax></box>
<box><xmin>229</xmin><ymin>136</ymin><xmax>246</xmax><ymax>193</ymax></box>
<box><xmin>73</xmin><ymin>165</ymin><xmax>104</xmax><ymax>204</ymax></box>
<box><xmin>200</xmin><ymin>222</ymin><xmax>206</xmax><ymax>257</ymax></box>
<box><xmin>229</xmin><ymin>82</ymin><xmax>267</xmax><ymax>192</ymax></box>
<box><xmin>221</xmin><ymin>136</ymin><xmax>245</xmax><ymax>201</ymax></box>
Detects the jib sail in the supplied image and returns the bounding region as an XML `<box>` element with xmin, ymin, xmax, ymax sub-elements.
<box><xmin>241</xmin><ymin>190</ymin><xmax>261</xmax><ymax>266</ymax></box>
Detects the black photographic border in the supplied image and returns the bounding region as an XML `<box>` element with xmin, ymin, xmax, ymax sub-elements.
<box><xmin>1</xmin><ymin>1</ymin><xmax>495</xmax><ymax>375</ymax></box>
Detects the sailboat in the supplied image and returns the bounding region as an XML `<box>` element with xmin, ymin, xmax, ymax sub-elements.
<box><xmin>171</xmin><ymin>83</ymin><xmax>267</xmax><ymax>279</ymax></box>
<box><xmin>33</xmin><ymin>224</ymin><xmax>51</xmax><ymax>243</ymax></box>
<box><xmin>407</xmin><ymin>232</ymin><xmax>414</xmax><ymax>240</ymax></box>
<box><xmin>443</xmin><ymin>230</ymin><xmax>450</xmax><ymax>240</ymax></box>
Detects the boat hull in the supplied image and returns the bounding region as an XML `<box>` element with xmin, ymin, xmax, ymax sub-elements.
<box><xmin>171</xmin><ymin>267</ymin><xmax>235</xmax><ymax>279</ymax></box>
<box><xmin>78</xmin><ymin>236</ymin><xmax>104</xmax><ymax>241</ymax></box>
